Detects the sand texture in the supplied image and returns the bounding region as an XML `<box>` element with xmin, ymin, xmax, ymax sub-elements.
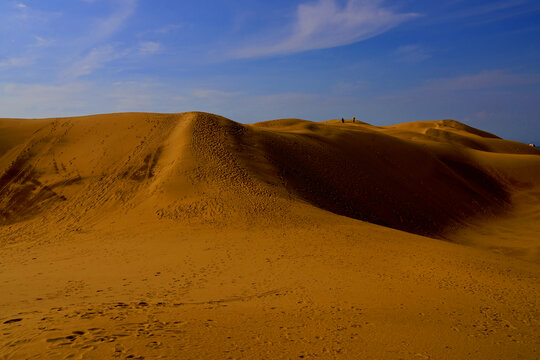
<box><xmin>1</xmin><ymin>112</ymin><xmax>539</xmax><ymax>359</ymax></box>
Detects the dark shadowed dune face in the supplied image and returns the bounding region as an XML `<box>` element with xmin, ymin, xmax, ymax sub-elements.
<box><xmin>244</xmin><ymin>120</ymin><xmax>514</xmax><ymax>238</ymax></box>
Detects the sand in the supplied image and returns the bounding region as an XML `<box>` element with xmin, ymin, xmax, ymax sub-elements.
<box><xmin>0</xmin><ymin>112</ymin><xmax>539</xmax><ymax>359</ymax></box>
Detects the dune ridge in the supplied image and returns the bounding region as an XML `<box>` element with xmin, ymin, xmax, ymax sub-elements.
<box><xmin>0</xmin><ymin>112</ymin><xmax>537</xmax><ymax>237</ymax></box>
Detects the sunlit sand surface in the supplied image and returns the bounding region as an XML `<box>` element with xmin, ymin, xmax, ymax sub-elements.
<box><xmin>1</xmin><ymin>112</ymin><xmax>539</xmax><ymax>359</ymax></box>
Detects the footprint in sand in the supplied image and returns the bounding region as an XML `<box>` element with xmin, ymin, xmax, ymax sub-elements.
<box><xmin>146</xmin><ymin>340</ymin><xmax>162</xmax><ymax>349</ymax></box>
<box><xmin>46</xmin><ymin>337</ymin><xmax>66</xmax><ymax>343</ymax></box>
<box><xmin>113</xmin><ymin>343</ymin><xmax>126</xmax><ymax>358</ymax></box>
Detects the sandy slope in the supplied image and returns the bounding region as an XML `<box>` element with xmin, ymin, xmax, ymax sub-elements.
<box><xmin>0</xmin><ymin>112</ymin><xmax>539</xmax><ymax>359</ymax></box>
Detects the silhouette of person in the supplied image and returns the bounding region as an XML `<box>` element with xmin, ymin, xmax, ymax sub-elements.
<box><xmin>352</xmin><ymin>117</ymin><xmax>355</xmax><ymax>123</ymax></box>
<box><xmin>341</xmin><ymin>118</ymin><xmax>344</xmax><ymax>123</ymax></box>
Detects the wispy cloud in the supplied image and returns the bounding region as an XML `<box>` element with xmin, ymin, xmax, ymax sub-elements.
<box><xmin>5</xmin><ymin>1</ymin><xmax>62</xmax><ymax>24</ymax></box>
<box><xmin>50</xmin><ymin>0</ymin><xmax>137</xmax><ymax>80</ymax></box>
<box><xmin>432</xmin><ymin>0</ymin><xmax>540</xmax><ymax>25</ymax></box>
<box><xmin>232</xmin><ymin>0</ymin><xmax>418</xmax><ymax>58</ymax></box>
<box><xmin>138</xmin><ymin>41</ymin><xmax>162</xmax><ymax>55</ymax></box>
<box><xmin>0</xmin><ymin>82</ymin><xmax>89</xmax><ymax>117</ymax></box>
<box><xmin>86</xmin><ymin>0</ymin><xmax>137</xmax><ymax>44</ymax></box>
<box><xmin>61</xmin><ymin>41</ymin><xmax>163</xmax><ymax>79</ymax></box>
<box><xmin>33</xmin><ymin>36</ymin><xmax>55</xmax><ymax>47</ymax></box>
<box><xmin>447</xmin><ymin>0</ymin><xmax>534</xmax><ymax>19</ymax></box>
<box><xmin>0</xmin><ymin>80</ymin><xmax>164</xmax><ymax>117</ymax></box>
<box><xmin>107</xmin><ymin>81</ymin><xmax>158</xmax><ymax>110</ymax></box>
<box><xmin>136</xmin><ymin>24</ymin><xmax>182</xmax><ymax>39</ymax></box>
<box><xmin>62</xmin><ymin>45</ymin><xmax>126</xmax><ymax>79</ymax></box>
<box><xmin>378</xmin><ymin>69</ymin><xmax>540</xmax><ymax>108</ymax></box>
<box><xmin>422</xmin><ymin>70</ymin><xmax>540</xmax><ymax>92</ymax></box>
<box><xmin>0</xmin><ymin>57</ymin><xmax>33</xmax><ymax>70</ymax></box>
<box><xmin>394</xmin><ymin>44</ymin><xmax>431</xmax><ymax>63</ymax></box>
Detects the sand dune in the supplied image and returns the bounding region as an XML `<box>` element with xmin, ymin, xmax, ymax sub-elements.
<box><xmin>1</xmin><ymin>112</ymin><xmax>539</xmax><ymax>359</ymax></box>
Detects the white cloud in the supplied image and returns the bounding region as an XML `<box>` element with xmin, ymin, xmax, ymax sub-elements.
<box><xmin>106</xmin><ymin>81</ymin><xmax>158</xmax><ymax>110</ymax></box>
<box><xmin>61</xmin><ymin>45</ymin><xmax>126</xmax><ymax>79</ymax></box>
<box><xmin>50</xmin><ymin>0</ymin><xmax>146</xmax><ymax>81</ymax></box>
<box><xmin>0</xmin><ymin>81</ymin><xmax>163</xmax><ymax>118</ymax></box>
<box><xmin>16</xmin><ymin>3</ymin><xmax>27</xmax><ymax>9</ymax></box>
<box><xmin>422</xmin><ymin>70</ymin><xmax>540</xmax><ymax>92</ymax></box>
<box><xmin>233</xmin><ymin>0</ymin><xmax>418</xmax><ymax>58</ymax></box>
<box><xmin>87</xmin><ymin>0</ymin><xmax>136</xmax><ymax>44</ymax></box>
<box><xmin>0</xmin><ymin>82</ymin><xmax>89</xmax><ymax>117</ymax></box>
<box><xmin>34</xmin><ymin>36</ymin><xmax>55</xmax><ymax>47</ymax></box>
<box><xmin>138</xmin><ymin>41</ymin><xmax>162</xmax><ymax>55</ymax></box>
<box><xmin>0</xmin><ymin>79</ymin><xmax>327</xmax><ymax>121</ymax></box>
<box><xmin>378</xmin><ymin>70</ymin><xmax>540</xmax><ymax>104</ymax></box>
<box><xmin>60</xmin><ymin>41</ymin><xmax>163</xmax><ymax>80</ymax></box>
<box><xmin>0</xmin><ymin>57</ymin><xmax>33</xmax><ymax>69</ymax></box>
<box><xmin>136</xmin><ymin>24</ymin><xmax>182</xmax><ymax>39</ymax></box>
<box><xmin>442</xmin><ymin>0</ymin><xmax>539</xmax><ymax>21</ymax></box>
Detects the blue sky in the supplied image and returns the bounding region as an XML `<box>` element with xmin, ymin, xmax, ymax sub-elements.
<box><xmin>1</xmin><ymin>0</ymin><xmax>539</xmax><ymax>141</ymax></box>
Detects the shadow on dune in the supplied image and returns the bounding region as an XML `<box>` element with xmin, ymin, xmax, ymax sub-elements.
<box><xmin>245</xmin><ymin>120</ymin><xmax>512</xmax><ymax>238</ymax></box>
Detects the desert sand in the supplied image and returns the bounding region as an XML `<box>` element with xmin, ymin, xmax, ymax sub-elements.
<box><xmin>0</xmin><ymin>112</ymin><xmax>539</xmax><ymax>359</ymax></box>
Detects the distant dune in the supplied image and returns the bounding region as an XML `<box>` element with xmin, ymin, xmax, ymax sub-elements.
<box><xmin>1</xmin><ymin>112</ymin><xmax>539</xmax><ymax>359</ymax></box>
